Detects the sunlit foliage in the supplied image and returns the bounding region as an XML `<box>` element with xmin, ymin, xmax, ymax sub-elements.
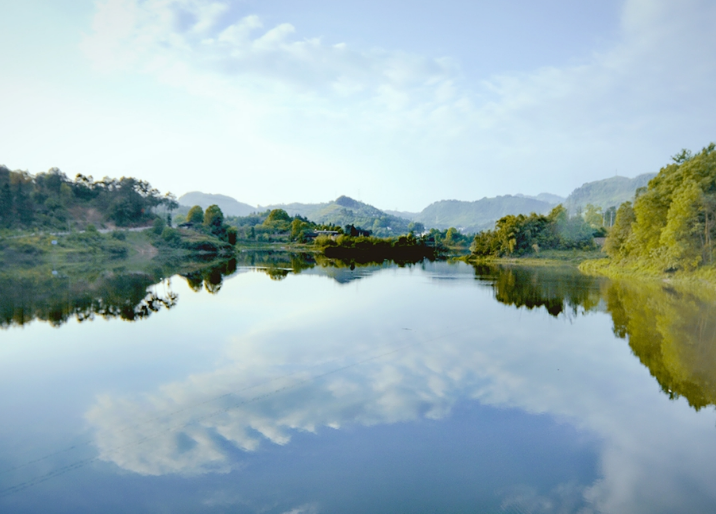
<box><xmin>603</xmin><ymin>143</ymin><xmax>716</xmax><ymax>271</ymax></box>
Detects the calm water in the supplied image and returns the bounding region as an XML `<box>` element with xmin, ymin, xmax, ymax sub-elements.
<box><xmin>1</xmin><ymin>256</ymin><xmax>716</xmax><ymax>513</ymax></box>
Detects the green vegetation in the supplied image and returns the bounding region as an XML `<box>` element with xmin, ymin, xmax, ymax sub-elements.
<box><xmin>425</xmin><ymin>227</ymin><xmax>472</xmax><ymax>250</ymax></box>
<box><xmin>228</xmin><ymin>208</ymin><xmax>341</xmax><ymax>243</ymax></box>
<box><xmin>469</xmin><ymin>205</ymin><xmax>596</xmax><ymax>259</ymax></box>
<box><xmin>264</xmin><ymin>196</ymin><xmax>412</xmax><ymax>237</ymax></box>
<box><xmin>157</xmin><ymin>203</ymin><xmax>236</xmax><ymax>254</ymax></box>
<box><xmin>315</xmin><ymin>233</ymin><xmax>442</xmax><ymax>263</ymax></box>
<box><xmin>582</xmin><ymin>143</ymin><xmax>716</xmax><ymax>279</ymax></box>
<box><xmin>0</xmin><ymin>165</ymin><xmax>177</xmax><ymax>230</ymax></box>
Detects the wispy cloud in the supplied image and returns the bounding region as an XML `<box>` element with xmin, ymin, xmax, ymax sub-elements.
<box><xmin>77</xmin><ymin>0</ymin><xmax>716</xmax><ymax>208</ymax></box>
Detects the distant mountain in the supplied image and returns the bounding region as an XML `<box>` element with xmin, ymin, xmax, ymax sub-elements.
<box><xmin>413</xmin><ymin>196</ymin><xmax>554</xmax><ymax>232</ymax></box>
<box><xmin>267</xmin><ymin>195</ymin><xmax>412</xmax><ymax>236</ymax></box>
<box><xmin>384</xmin><ymin>209</ymin><xmax>419</xmax><ymax>221</ymax></box>
<box><xmin>179</xmin><ymin>192</ymin><xmax>256</xmax><ymax>217</ymax></box>
<box><xmin>262</xmin><ymin>201</ymin><xmax>329</xmax><ymax>220</ymax></box>
<box><xmin>515</xmin><ymin>193</ymin><xmax>565</xmax><ymax>205</ymax></box>
<box><xmin>564</xmin><ymin>174</ymin><xmax>656</xmax><ymax>211</ymax></box>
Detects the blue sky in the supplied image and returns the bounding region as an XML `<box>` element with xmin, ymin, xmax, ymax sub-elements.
<box><xmin>1</xmin><ymin>0</ymin><xmax>714</xmax><ymax>211</ymax></box>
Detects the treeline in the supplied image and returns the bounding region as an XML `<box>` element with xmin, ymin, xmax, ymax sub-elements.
<box><xmin>195</xmin><ymin>208</ymin><xmax>346</xmax><ymax>243</ymax></box>
<box><xmin>602</xmin><ymin>143</ymin><xmax>716</xmax><ymax>272</ymax></box>
<box><xmin>316</xmin><ymin>233</ymin><xmax>442</xmax><ymax>263</ymax></box>
<box><xmin>471</xmin><ymin>205</ymin><xmax>596</xmax><ymax>257</ymax></box>
<box><xmin>0</xmin><ymin>165</ymin><xmax>177</xmax><ymax>230</ymax></box>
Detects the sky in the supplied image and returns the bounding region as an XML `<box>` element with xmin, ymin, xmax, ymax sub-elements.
<box><xmin>1</xmin><ymin>0</ymin><xmax>715</xmax><ymax>212</ymax></box>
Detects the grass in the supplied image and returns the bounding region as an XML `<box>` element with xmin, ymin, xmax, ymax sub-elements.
<box><xmin>579</xmin><ymin>257</ymin><xmax>716</xmax><ymax>288</ymax></box>
<box><xmin>463</xmin><ymin>248</ymin><xmax>605</xmax><ymax>267</ymax></box>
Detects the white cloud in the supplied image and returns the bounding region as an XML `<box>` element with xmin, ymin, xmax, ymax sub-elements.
<box><xmin>70</xmin><ymin>0</ymin><xmax>716</xmax><ymax>208</ymax></box>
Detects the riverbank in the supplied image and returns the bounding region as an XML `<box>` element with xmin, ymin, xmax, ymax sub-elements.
<box><xmin>579</xmin><ymin>258</ymin><xmax>716</xmax><ymax>287</ymax></box>
<box><xmin>0</xmin><ymin>227</ymin><xmax>234</xmax><ymax>271</ymax></box>
<box><xmin>462</xmin><ymin>249</ymin><xmax>605</xmax><ymax>267</ymax></box>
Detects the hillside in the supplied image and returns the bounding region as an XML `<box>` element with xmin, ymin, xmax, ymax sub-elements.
<box><xmin>267</xmin><ymin>196</ymin><xmax>412</xmax><ymax>236</ymax></box>
<box><xmin>414</xmin><ymin>196</ymin><xmax>554</xmax><ymax>232</ymax></box>
<box><xmin>0</xmin><ymin>165</ymin><xmax>174</xmax><ymax>230</ymax></box>
<box><xmin>515</xmin><ymin>193</ymin><xmax>565</xmax><ymax>204</ymax></box>
<box><xmin>564</xmin><ymin>174</ymin><xmax>656</xmax><ymax>211</ymax></box>
<box><xmin>179</xmin><ymin>191</ymin><xmax>256</xmax><ymax>217</ymax></box>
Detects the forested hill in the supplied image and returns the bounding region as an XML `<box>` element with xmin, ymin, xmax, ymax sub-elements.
<box><xmin>179</xmin><ymin>191</ymin><xmax>256</xmax><ymax>217</ymax></box>
<box><xmin>266</xmin><ymin>195</ymin><xmax>412</xmax><ymax>236</ymax></box>
<box><xmin>0</xmin><ymin>165</ymin><xmax>176</xmax><ymax>230</ymax></box>
<box><xmin>598</xmin><ymin>143</ymin><xmax>716</xmax><ymax>273</ymax></box>
<box><xmin>565</xmin><ymin>173</ymin><xmax>656</xmax><ymax>212</ymax></box>
<box><xmin>414</xmin><ymin>196</ymin><xmax>555</xmax><ymax>232</ymax></box>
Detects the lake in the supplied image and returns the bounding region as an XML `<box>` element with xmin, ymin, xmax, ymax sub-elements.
<box><xmin>1</xmin><ymin>255</ymin><xmax>716</xmax><ymax>513</ymax></box>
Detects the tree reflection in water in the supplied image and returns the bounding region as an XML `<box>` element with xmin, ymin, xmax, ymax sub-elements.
<box><xmin>4</xmin><ymin>252</ymin><xmax>716</xmax><ymax>413</ymax></box>
<box><xmin>473</xmin><ymin>263</ymin><xmax>716</xmax><ymax>411</ymax></box>
<box><xmin>0</xmin><ymin>258</ymin><xmax>239</xmax><ymax>328</ymax></box>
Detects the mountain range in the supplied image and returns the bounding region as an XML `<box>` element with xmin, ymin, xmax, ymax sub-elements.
<box><xmin>178</xmin><ymin>174</ymin><xmax>654</xmax><ymax>233</ymax></box>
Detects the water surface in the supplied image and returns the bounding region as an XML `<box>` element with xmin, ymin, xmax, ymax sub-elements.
<box><xmin>1</xmin><ymin>256</ymin><xmax>716</xmax><ymax>513</ymax></box>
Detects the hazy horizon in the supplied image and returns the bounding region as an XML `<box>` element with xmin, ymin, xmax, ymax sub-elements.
<box><xmin>2</xmin><ymin>0</ymin><xmax>714</xmax><ymax>211</ymax></box>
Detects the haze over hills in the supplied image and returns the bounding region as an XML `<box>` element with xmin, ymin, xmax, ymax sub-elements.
<box><xmin>179</xmin><ymin>173</ymin><xmax>651</xmax><ymax>233</ymax></box>
<box><xmin>516</xmin><ymin>193</ymin><xmax>565</xmax><ymax>204</ymax></box>
<box><xmin>564</xmin><ymin>174</ymin><xmax>656</xmax><ymax>211</ymax></box>
<box><xmin>414</xmin><ymin>196</ymin><xmax>556</xmax><ymax>232</ymax></box>
<box><xmin>178</xmin><ymin>192</ymin><xmax>257</xmax><ymax>217</ymax></box>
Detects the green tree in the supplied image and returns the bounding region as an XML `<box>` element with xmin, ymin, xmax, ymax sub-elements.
<box><xmin>152</xmin><ymin>216</ymin><xmax>166</xmax><ymax>235</ymax></box>
<box><xmin>408</xmin><ymin>221</ymin><xmax>425</xmax><ymax>234</ymax></box>
<box><xmin>203</xmin><ymin>204</ymin><xmax>225</xmax><ymax>230</ymax></box>
<box><xmin>604</xmin><ymin>201</ymin><xmax>635</xmax><ymax>259</ymax></box>
<box><xmin>659</xmin><ymin>180</ymin><xmax>703</xmax><ymax>270</ymax></box>
<box><xmin>290</xmin><ymin>218</ymin><xmax>310</xmax><ymax>240</ymax></box>
<box><xmin>187</xmin><ymin>205</ymin><xmax>204</xmax><ymax>224</ymax></box>
<box><xmin>226</xmin><ymin>226</ymin><xmax>238</xmax><ymax>245</ymax></box>
<box><xmin>584</xmin><ymin>204</ymin><xmax>603</xmax><ymax>228</ymax></box>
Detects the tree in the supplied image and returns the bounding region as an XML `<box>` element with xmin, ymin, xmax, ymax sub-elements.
<box><xmin>187</xmin><ymin>205</ymin><xmax>204</xmax><ymax>224</ymax></box>
<box><xmin>584</xmin><ymin>204</ymin><xmax>603</xmax><ymax>229</ymax></box>
<box><xmin>203</xmin><ymin>204</ymin><xmax>224</xmax><ymax>229</ymax></box>
<box><xmin>659</xmin><ymin>180</ymin><xmax>703</xmax><ymax>270</ymax></box>
<box><xmin>0</xmin><ymin>182</ymin><xmax>12</xmax><ymax>228</ymax></box>
<box><xmin>604</xmin><ymin>202</ymin><xmax>635</xmax><ymax>259</ymax></box>
<box><xmin>227</xmin><ymin>226</ymin><xmax>238</xmax><ymax>245</ymax></box>
<box><xmin>408</xmin><ymin>221</ymin><xmax>425</xmax><ymax>234</ymax></box>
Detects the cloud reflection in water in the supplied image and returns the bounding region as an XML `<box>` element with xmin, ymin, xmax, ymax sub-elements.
<box><xmin>85</xmin><ymin>263</ymin><xmax>716</xmax><ymax>513</ymax></box>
